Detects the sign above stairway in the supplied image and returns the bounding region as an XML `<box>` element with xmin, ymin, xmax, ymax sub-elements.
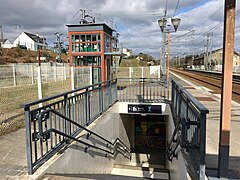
<box><xmin>128</xmin><ymin>104</ymin><xmax>162</xmax><ymax>114</ymax></box>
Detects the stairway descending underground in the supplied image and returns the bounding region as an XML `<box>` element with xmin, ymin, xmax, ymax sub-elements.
<box><xmin>42</xmin><ymin>152</ymin><xmax>169</xmax><ymax>180</ymax></box>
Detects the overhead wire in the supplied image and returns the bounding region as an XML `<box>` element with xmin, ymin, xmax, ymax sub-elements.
<box><xmin>173</xmin><ymin>0</ymin><xmax>181</xmax><ymax>17</ymax></box>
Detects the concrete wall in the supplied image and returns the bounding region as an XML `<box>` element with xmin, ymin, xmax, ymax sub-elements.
<box><xmin>44</xmin><ymin>103</ymin><xmax>131</xmax><ymax>175</ymax></box>
<box><xmin>166</xmin><ymin>105</ymin><xmax>189</xmax><ymax>180</ymax></box>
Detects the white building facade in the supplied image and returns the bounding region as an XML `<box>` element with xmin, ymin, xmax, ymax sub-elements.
<box><xmin>13</xmin><ymin>32</ymin><xmax>47</xmax><ymax>51</ymax></box>
<box><xmin>0</xmin><ymin>39</ymin><xmax>14</xmax><ymax>48</ymax></box>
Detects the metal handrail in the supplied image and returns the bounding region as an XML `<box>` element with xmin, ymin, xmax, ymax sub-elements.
<box><xmin>171</xmin><ymin>79</ymin><xmax>209</xmax><ymax>180</ymax></box>
<box><xmin>42</xmin><ymin>128</ymin><xmax>131</xmax><ymax>159</ymax></box>
<box><xmin>39</xmin><ymin>109</ymin><xmax>131</xmax><ymax>155</ymax></box>
<box><xmin>21</xmin><ymin>79</ymin><xmax>117</xmax><ymax>109</ymax></box>
<box><xmin>167</xmin><ymin>118</ymin><xmax>181</xmax><ymax>161</ymax></box>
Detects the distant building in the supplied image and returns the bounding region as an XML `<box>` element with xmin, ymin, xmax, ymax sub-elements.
<box><xmin>193</xmin><ymin>48</ymin><xmax>240</xmax><ymax>66</ymax></box>
<box><xmin>122</xmin><ymin>48</ymin><xmax>132</xmax><ymax>58</ymax></box>
<box><xmin>212</xmin><ymin>48</ymin><xmax>240</xmax><ymax>66</ymax></box>
<box><xmin>0</xmin><ymin>39</ymin><xmax>14</xmax><ymax>48</ymax></box>
<box><xmin>13</xmin><ymin>32</ymin><xmax>47</xmax><ymax>51</ymax></box>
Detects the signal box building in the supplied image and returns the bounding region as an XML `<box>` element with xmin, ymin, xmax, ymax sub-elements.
<box><xmin>67</xmin><ymin>23</ymin><xmax>114</xmax><ymax>86</ymax></box>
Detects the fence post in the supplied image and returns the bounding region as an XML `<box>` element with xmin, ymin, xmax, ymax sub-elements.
<box><xmin>31</xmin><ymin>64</ymin><xmax>34</xmax><ymax>84</ymax></box>
<box><xmin>64</xmin><ymin>64</ymin><xmax>67</xmax><ymax>80</ymax></box>
<box><xmin>55</xmin><ymin>63</ymin><xmax>57</xmax><ymax>82</ymax></box>
<box><xmin>129</xmin><ymin>67</ymin><xmax>132</xmax><ymax>79</ymax></box>
<box><xmin>89</xmin><ymin>66</ymin><xmax>92</xmax><ymax>86</ymax></box>
<box><xmin>158</xmin><ymin>65</ymin><xmax>161</xmax><ymax>79</ymax></box>
<box><xmin>37</xmin><ymin>64</ymin><xmax>43</xmax><ymax>107</ymax></box>
<box><xmin>71</xmin><ymin>66</ymin><xmax>75</xmax><ymax>90</ymax></box>
<box><xmin>12</xmin><ymin>64</ymin><xmax>16</xmax><ymax>86</ymax></box>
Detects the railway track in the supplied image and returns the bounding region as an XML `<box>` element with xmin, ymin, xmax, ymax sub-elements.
<box><xmin>170</xmin><ymin>68</ymin><xmax>240</xmax><ymax>103</ymax></box>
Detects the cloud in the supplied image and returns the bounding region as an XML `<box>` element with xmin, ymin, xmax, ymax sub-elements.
<box><xmin>0</xmin><ymin>0</ymin><xmax>239</xmax><ymax>58</ymax></box>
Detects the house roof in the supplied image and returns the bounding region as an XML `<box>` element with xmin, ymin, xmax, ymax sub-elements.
<box><xmin>0</xmin><ymin>39</ymin><xmax>8</xmax><ymax>44</ymax></box>
<box><xmin>23</xmin><ymin>32</ymin><xmax>46</xmax><ymax>44</ymax></box>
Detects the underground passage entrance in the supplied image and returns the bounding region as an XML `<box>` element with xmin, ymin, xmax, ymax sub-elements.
<box><xmin>133</xmin><ymin>114</ymin><xmax>167</xmax><ymax>168</ymax></box>
<box><xmin>120</xmin><ymin>112</ymin><xmax>167</xmax><ymax>169</ymax></box>
<box><xmin>134</xmin><ymin>114</ymin><xmax>166</xmax><ymax>153</ymax></box>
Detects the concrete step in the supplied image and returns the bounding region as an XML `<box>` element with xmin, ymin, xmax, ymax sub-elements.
<box><xmin>129</xmin><ymin>152</ymin><xmax>166</xmax><ymax>169</ymax></box>
<box><xmin>111</xmin><ymin>164</ymin><xmax>169</xmax><ymax>179</ymax></box>
<box><xmin>42</xmin><ymin>173</ymin><xmax>146</xmax><ymax>180</ymax></box>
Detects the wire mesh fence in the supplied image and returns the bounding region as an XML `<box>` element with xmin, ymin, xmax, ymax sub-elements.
<box><xmin>114</xmin><ymin>66</ymin><xmax>161</xmax><ymax>79</ymax></box>
<box><xmin>0</xmin><ymin>64</ymin><xmax>160</xmax><ymax>134</ymax></box>
<box><xmin>0</xmin><ymin>63</ymin><xmax>91</xmax><ymax>134</ymax></box>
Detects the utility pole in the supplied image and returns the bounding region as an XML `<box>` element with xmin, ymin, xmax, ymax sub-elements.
<box><xmin>206</xmin><ymin>35</ymin><xmax>209</xmax><ymax>70</ymax></box>
<box><xmin>54</xmin><ymin>32</ymin><xmax>63</xmax><ymax>62</ymax></box>
<box><xmin>204</xmin><ymin>44</ymin><xmax>207</xmax><ymax>70</ymax></box>
<box><xmin>218</xmin><ymin>0</ymin><xmax>236</xmax><ymax>178</ymax></box>
<box><xmin>161</xmin><ymin>10</ymin><xmax>167</xmax><ymax>75</ymax></box>
<box><xmin>209</xmin><ymin>33</ymin><xmax>213</xmax><ymax>70</ymax></box>
<box><xmin>167</xmin><ymin>32</ymin><xmax>170</xmax><ymax>79</ymax></box>
<box><xmin>0</xmin><ymin>24</ymin><xmax>3</xmax><ymax>40</ymax></box>
<box><xmin>16</xmin><ymin>24</ymin><xmax>21</xmax><ymax>46</ymax></box>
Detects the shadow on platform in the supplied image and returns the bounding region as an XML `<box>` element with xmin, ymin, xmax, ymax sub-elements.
<box><xmin>206</xmin><ymin>153</ymin><xmax>240</xmax><ymax>179</ymax></box>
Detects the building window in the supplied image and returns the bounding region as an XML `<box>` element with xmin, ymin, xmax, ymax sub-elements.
<box><xmin>104</xmin><ymin>35</ymin><xmax>111</xmax><ymax>52</ymax></box>
<box><xmin>71</xmin><ymin>34</ymin><xmax>101</xmax><ymax>52</ymax></box>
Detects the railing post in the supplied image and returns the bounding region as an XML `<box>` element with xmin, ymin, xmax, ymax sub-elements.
<box><xmin>64</xmin><ymin>94</ymin><xmax>68</xmax><ymax>135</ymax></box>
<box><xmin>142</xmin><ymin>78</ymin><xmax>145</xmax><ymax>103</ymax></box>
<box><xmin>199</xmin><ymin>111</ymin><xmax>207</xmax><ymax>180</ymax></box>
<box><xmin>171</xmin><ymin>80</ymin><xmax>174</xmax><ymax>107</ymax></box>
<box><xmin>180</xmin><ymin>118</ymin><xmax>187</xmax><ymax>148</ymax></box>
<box><xmin>99</xmin><ymin>84</ymin><xmax>103</xmax><ymax>113</ymax></box>
<box><xmin>109</xmin><ymin>80</ymin><xmax>112</xmax><ymax>105</ymax></box>
<box><xmin>24</xmin><ymin>106</ymin><xmax>33</xmax><ymax>174</ymax></box>
<box><xmin>85</xmin><ymin>88</ymin><xmax>90</xmax><ymax>125</ymax></box>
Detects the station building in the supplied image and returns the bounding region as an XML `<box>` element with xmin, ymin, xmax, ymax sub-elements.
<box><xmin>67</xmin><ymin>23</ymin><xmax>114</xmax><ymax>86</ymax></box>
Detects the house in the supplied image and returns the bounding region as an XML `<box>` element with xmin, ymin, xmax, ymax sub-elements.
<box><xmin>193</xmin><ymin>48</ymin><xmax>240</xmax><ymax>66</ymax></box>
<box><xmin>13</xmin><ymin>32</ymin><xmax>47</xmax><ymax>51</ymax></box>
<box><xmin>0</xmin><ymin>39</ymin><xmax>14</xmax><ymax>48</ymax></box>
<box><xmin>212</xmin><ymin>48</ymin><xmax>240</xmax><ymax>66</ymax></box>
<box><xmin>122</xmin><ymin>48</ymin><xmax>132</xmax><ymax>58</ymax></box>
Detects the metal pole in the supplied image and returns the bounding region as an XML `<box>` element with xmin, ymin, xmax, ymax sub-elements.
<box><xmin>162</xmin><ymin>33</ymin><xmax>167</xmax><ymax>75</ymax></box>
<box><xmin>167</xmin><ymin>32</ymin><xmax>170</xmax><ymax>79</ymax></box>
<box><xmin>218</xmin><ymin>0</ymin><xmax>236</xmax><ymax>178</ymax></box>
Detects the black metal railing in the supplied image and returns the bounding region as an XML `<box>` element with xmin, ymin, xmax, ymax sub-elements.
<box><xmin>117</xmin><ymin>78</ymin><xmax>170</xmax><ymax>102</ymax></box>
<box><xmin>171</xmin><ymin>80</ymin><xmax>209</xmax><ymax>180</ymax></box>
<box><xmin>21</xmin><ymin>79</ymin><xmax>121</xmax><ymax>174</ymax></box>
<box><xmin>166</xmin><ymin>118</ymin><xmax>181</xmax><ymax>161</ymax></box>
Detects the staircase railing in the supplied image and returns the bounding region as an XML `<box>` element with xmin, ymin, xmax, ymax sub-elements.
<box><xmin>171</xmin><ymin>79</ymin><xmax>209</xmax><ymax>180</ymax></box>
<box><xmin>21</xmin><ymin>79</ymin><xmax>128</xmax><ymax>174</ymax></box>
<box><xmin>166</xmin><ymin>118</ymin><xmax>181</xmax><ymax>161</ymax></box>
<box><xmin>117</xmin><ymin>77</ymin><xmax>170</xmax><ymax>102</ymax></box>
<box><xmin>39</xmin><ymin>108</ymin><xmax>131</xmax><ymax>156</ymax></box>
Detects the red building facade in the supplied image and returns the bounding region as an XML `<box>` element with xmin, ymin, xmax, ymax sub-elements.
<box><xmin>67</xmin><ymin>24</ymin><xmax>113</xmax><ymax>86</ymax></box>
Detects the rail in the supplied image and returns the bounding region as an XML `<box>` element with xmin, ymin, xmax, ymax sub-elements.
<box><xmin>39</xmin><ymin>108</ymin><xmax>131</xmax><ymax>155</ymax></box>
<box><xmin>21</xmin><ymin>79</ymin><xmax>121</xmax><ymax>174</ymax></box>
<box><xmin>167</xmin><ymin>118</ymin><xmax>181</xmax><ymax>161</ymax></box>
<box><xmin>171</xmin><ymin>79</ymin><xmax>209</xmax><ymax>180</ymax></box>
<box><xmin>117</xmin><ymin>78</ymin><xmax>170</xmax><ymax>102</ymax></box>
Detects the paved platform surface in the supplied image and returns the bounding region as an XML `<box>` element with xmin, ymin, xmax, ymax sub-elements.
<box><xmin>172</xmin><ymin>72</ymin><xmax>240</xmax><ymax>179</ymax></box>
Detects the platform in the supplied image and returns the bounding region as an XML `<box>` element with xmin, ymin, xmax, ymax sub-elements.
<box><xmin>171</xmin><ymin>71</ymin><xmax>240</xmax><ymax>179</ymax></box>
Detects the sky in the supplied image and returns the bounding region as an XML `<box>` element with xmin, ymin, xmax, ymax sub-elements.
<box><xmin>0</xmin><ymin>0</ymin><xmax>239</xmax><ymax>58</ymax></box>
